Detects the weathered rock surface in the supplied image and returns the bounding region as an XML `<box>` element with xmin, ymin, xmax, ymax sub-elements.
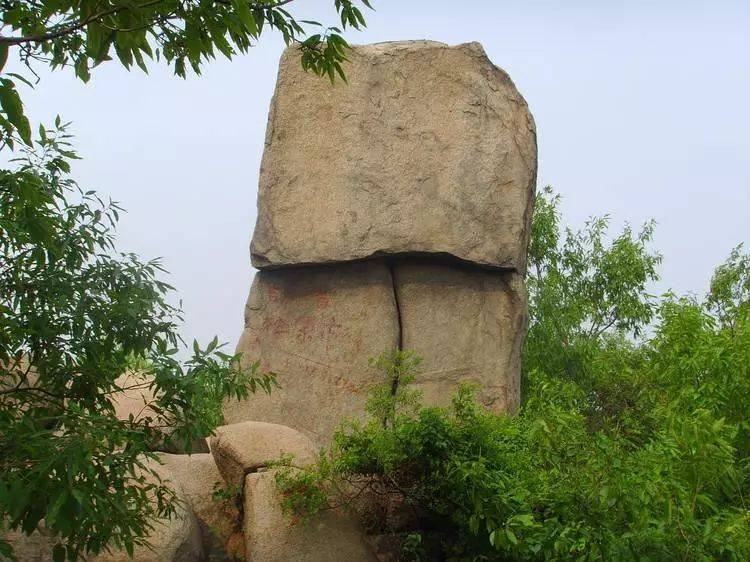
<box><xmin>91</xmin><ymin>506</ymin><xmax>203</xmax><ymax>562</ymax></box>
<box><xmin>396</xmin><ymin>263</ymin><xmax>526</xmax><ymax>413</ymax></box>
<box><xmin>0</xmin><ymin>528</ymin><xmax>57</xmax><ymax>562</ymax></box>
<box><xmin>210</xmin><ymin>421</ymin><xmax>317</xmax><ymax>489</ymax></box>
<box><xmin>226</xmin><ymin>259</ymin><xmax>525</xmax><ymax>444</ymax></box>
<box><xmin>159</xmin><ymin>452</ymin><xmax>244</xmax><ymax>560</ymax></box>
<box><xmin>224</xmin><ymin>261</ymin><xmax>399</xmax><ymax>446</ymax></box>
<box><xmin>251</xmin><ymin>40</ymin><xmax>537</xmax><ymax>272</ymax></box>
<box><xmin>243</xmin><ymin>470</ymin><xmax>377</xmax><ymax>562</ymax></box>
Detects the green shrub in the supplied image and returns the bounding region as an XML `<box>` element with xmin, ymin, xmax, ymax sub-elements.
<box><xmin>275</xmin><ymin>189</ymin><xmax>750</xmax><ymax>561</ymax></box>
<box><xmin>0</xmin><ymin>124</ymin><xmax>275</xmax><ymax>561</ymax></box>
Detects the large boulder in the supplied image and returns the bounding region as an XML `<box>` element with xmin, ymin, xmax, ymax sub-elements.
<box><xmin>210</xmin><ymin>421</ymin><xmax>317</xmax><ymax>489</ymax></box>
<box><xmin>251</xmin><ymin>40</ymin><xmax>537</xmax><ymax>272</ymax></box>
<box><xmin>395</xmin><ymin>263</ymin><xmax>526</xmax><ymax>413</ymax></box>
<box><xmin>226</xmin><ymin>260</ymin><xmax>525</xmax><ymax>445</ymax></box>
<box><xmin>224</xmin><ymin>261</ymin><xmax>399</xmax><ymax>447</ymax></box>
<box><xmin>243</xmin><ymin>470</ymin><xmax>377</xmax><ymax>562</ymax></box>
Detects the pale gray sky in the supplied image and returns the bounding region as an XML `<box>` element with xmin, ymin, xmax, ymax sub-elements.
<box><xmin>13</xmin><ymin>0</ymin><xmax>750</xmax><ymax>349</ymax></box>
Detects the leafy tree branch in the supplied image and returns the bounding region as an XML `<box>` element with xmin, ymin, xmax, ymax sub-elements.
<box><xmin>0</xmin><ymin>0</ymin><xmax>373</xmax><ymax>146</ymax></box>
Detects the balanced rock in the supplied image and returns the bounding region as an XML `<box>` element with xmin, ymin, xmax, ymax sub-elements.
<box><xmin>210</xmin><ymin>421</ymin><xmax>317</xmax><ymax>489</ymax></box>
<box><xmin>243</xmin><ymin>470</ymin><xmax>377</xmax><ymax>562</ymax></box>
<box><xmin>251</xmin><ymin>40</ymin><xmax>537</xmax><ymax>272</ymax></box>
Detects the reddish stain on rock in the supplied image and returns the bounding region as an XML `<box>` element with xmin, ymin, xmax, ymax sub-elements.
<box><xmin>266</xmin><ymin>285</ymin><xmax>281</xmax><ymax>302</ymax></box>
<box><xmin>315</xmin><ymin>292</ymin><xmax>331</xmax><ymax>310</ymax></box>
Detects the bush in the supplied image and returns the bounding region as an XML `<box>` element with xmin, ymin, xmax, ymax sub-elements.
<box><xmin>275</xmin><ymin>189</ymin><xmax>750</xmax><ymax>560</ymax></box>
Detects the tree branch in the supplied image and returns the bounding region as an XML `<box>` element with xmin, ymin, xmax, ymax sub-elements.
<box><xmin>0</xmin><ymin>0</ymin><xmax>166</xmax><ymax>46</ymax></box>
<box><xmin>0</xmin><ymin>0</ymin><xmax>298</xmax><ymax>46</ymax></box>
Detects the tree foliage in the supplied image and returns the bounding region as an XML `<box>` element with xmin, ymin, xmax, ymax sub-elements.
<box><xmin>0</xmin><ymin>123</ymin><xmax>274</xmax><ymax>561</ymax></box>
<box><xmin>276</xmin><ymin>188</ymin><xmax>750</xmax><ymax>560</ymax></box>
<box><xmin>0</xmin><ymin>0</ymin><xmax>373</xmax><ymax>146</ymax></box>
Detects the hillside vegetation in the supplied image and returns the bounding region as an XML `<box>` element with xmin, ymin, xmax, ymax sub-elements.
<box><xmin>276</xmin><ymin>187</ymin><xmax>750</xmax><ymax>561</ymax></box>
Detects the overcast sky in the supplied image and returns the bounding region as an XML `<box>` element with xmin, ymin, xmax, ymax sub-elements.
<box><xmin>14</xmin><ymin>0</ymin><xmax>750</xmax><ymax>349</ymax></box>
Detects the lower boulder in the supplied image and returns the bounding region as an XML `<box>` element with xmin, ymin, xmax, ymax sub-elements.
<box><xmin>159</xmin><ymin>452</ymin><xmax>244</xmax><ymax>560</ymax></box>
<box><xmin>226</xmin><ymin>259</ymin><xmax>525</xmax><ymax>447</ymax></box>
<box><xmin>243</xmin><ymin>470</ymin><xmax>377</xmax><ymax>562</ymax></box>
<box><xmin>2</xmin><ymin>458</ymin><xmax>204</xmax><ymax>562</ymax></box>
<box><xmin>225</xmin><ymin>261</ymin><xmax>399</xmax><ymax>447</ymax></box>
<box><xmin>91</xmin><ymin>459</ymin><xmax>204</xmax><ymax>562</ymax></box>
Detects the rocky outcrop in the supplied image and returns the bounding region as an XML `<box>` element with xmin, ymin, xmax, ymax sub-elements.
<box><xmin>229</xmin><ymin>40</ymin><xmax>536</xmax><ymax>449</ymax></box>
<box><xmin>5</xmin><ymin>38</ymin><xmax>537</xmax><ymax>562</ymax></box>
<box><xmin>251</xmin><ymin>41</ymin><xmax>537</xmax><ymax>272</ymax></box>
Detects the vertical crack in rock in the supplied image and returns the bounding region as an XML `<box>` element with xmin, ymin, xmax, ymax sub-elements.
<box><xmin>388</xmin><ymin>261</ymin><xmax>404</xmax><ymax>397</ymax></box>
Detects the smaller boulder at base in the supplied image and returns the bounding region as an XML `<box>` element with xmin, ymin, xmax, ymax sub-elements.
<box><xmin>159</xmin><ymin>452</ymin><xmax>245</xmax><ymax>561</ymax></box>
<box><xmin>243</xmin><ymin>470</ymin><xmax>377</xmax><ymax>562</ymax></box>
<box><xmin>210</xmin><ymin>421</ymin><xmax>317</xmax><ymax>490</ymax></box>
<box><xmin>90</xmin><ymin>458</ymin><xmax>204</xmax><ymax>562</ymax></box>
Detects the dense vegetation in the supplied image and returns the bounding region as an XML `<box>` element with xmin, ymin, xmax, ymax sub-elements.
<box><xmin>1</xmin><ymin>1</ymin><xmax>373</xmax><ymax>558</ymax></box>
<box><xmin>0</xmin><ymin>124</ymin><xmax>275</xmax><ymax>561</ymax></box>
<box><xmin>276</xmin><ymin>187</ymin><xmax>750</xmax><ymax>560</ymax></box>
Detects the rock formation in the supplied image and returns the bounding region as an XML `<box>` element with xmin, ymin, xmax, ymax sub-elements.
<box><xmin>227</xmin><ymin>40</ymin><xmax>537</xmax><ymax>447</ymax></box>
<box><xmin>6</xmin><ymin>40</ymin><xmax>536</xmax><ymax>562</ymax></box>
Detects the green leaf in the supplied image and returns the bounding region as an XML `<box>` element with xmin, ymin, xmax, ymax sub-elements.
<box><xmin>0</xmin><ymin>79</ymin><xmax>32</xmax><ymax>145</ymax></box>
<box><xmin>231</xmin><ymin>0</ymin><xmax>258</xmax><ymax>37</ymax></box>
<box><xmin>75</xmin><ymin>58</ymin><xmax>91</xmax><ymax>83</ymax></box>
<box><xmin>0</xmin><ymin>45</ymin><xmax>8</xmax><ymax>73</ymax></box>
<box><xmin>52</xmin><ymin>544</ymin><xmax>66</xmax><ymax>562</ymax></box>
